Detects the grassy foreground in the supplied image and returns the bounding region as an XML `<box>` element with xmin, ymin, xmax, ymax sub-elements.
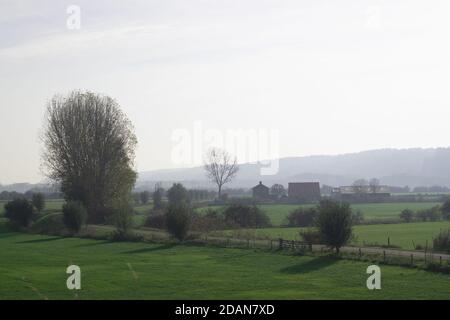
<box><xmin>1</xmin><ymin>229</ymin><xmax>450</xmax><ymax>299</ymax></box>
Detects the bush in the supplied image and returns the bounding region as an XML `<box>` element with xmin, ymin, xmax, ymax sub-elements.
<box><xmin>4</xmin><ymin>198</ymin><xmax>35</xmax><ymax>228</ymax></box>
<box><xmin>442</xmin><ymin>200</ymin><xmax>450</xmax><ymax>220</ymax></box>
<box><xmin>416</xmin><ymin>206</ymin><xmax>441</xmax><ymax>222</ymax></box>
<box><xmin>167</xmin><ymin>183</ymin><xmax>190</xmax><ymax>207</ymax></box>
<box><xmin>287</xmin><ymin>207</ymin><xmax>317</xmax><ymax>227</ymax></box>
<box><xmin>31</xmin><ymin>193</ymin><xmax>45</xmax><ymax>214</ymax></box>
<box><xmin>223</xmin><ymin>204</ymin><xmax>271</xmax><ymax>228</ymax></box>
<box><xmin>166</xmin><ymin>204</ymin><xmax>191</xmax><ymax>241</ymax></box>
<box><xmin>113</xmin><ymin>201</ymin><xmax>134</xmax><ymax>233</ymax></box>
<box><xmin>315</xmin><ymin>200</ymin><xmax>353</xmax><ymax>254</ymax></box>
<box><xmin>140</xmin><ymin>191</ymin><xmax>150</xmax><ymax>205</ymax></box>
<box><xmin>299</xmin><ymin>228</ymin><xmax>322</xmax><ymax>245</ymax></box>
<box><xmin>351</xmin><ymin>210</ymin><xmax>364</xmax><ymax>225</ymax></box>
<box><xmin>62</xmin><ymin>201</ymin><xmax>87</xmax><ymax>233</ymax></box>
<box><xmin>32</xmin><ymin>213</ymin><xmax>65</xmax><ymax>234</ymax></box>
<box><xmin>108</xmin><ymin>230</ymin><xmax>144</xmax><ymax>242</ymax></box>
<box><xmin>191</xmin><ymin>209</ymin><xmax>227</xmax><ymax>232</ymax></box>
<box><xmin>153</xmin><ymin>189</ymin><xmax>164</xmax><ymax>210</ymax></box>
<box><xmin>144</xmin><ymin>209</ymin><xmax>166</xmax><ymax>229</ymax></box>
<box><xmin>433</xmin><ymin>230</ymin><xmax>450</xmax><ymax>253</ymax></box>
<box><xmin>400</xmin><ymin>209</ymin><xmax>414</xmax><ymax>222</ymax></box>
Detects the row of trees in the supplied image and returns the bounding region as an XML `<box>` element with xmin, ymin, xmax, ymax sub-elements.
<box><xmin>351</xmin><ymin>178</ymin><xmax>381</xmax><ymax>193</ymax></box>
<box><xmin>400</xmin><ymin>201</ymin><xmax>450</xmax><ymax>222</ymax></box>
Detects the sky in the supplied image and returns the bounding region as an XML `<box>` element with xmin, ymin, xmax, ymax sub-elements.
<box><xmin>1</xmin><ymin>0</ymin><xmax>450</xmax><ymax>184</ymax></box>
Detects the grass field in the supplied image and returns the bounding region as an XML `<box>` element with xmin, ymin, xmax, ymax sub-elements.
<box><xmin>210</xmin><ymin>221</ymin><xmax>450</xmax><ymax>251</ymax></box>
<box><xmin>198</xmin><ymin>202</ymin><xmax>441</xmax><ymax>226</ymax></box>
<box><xmin>1</xmin><ymin>227</ymin><xmax>450</xmax><ymax>299</ymax></box>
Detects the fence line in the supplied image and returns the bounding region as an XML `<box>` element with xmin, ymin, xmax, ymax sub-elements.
<box><xmin>195</xmin><ymin>236</ymin><xmax>450</xmax><ymax>267</ymax></box>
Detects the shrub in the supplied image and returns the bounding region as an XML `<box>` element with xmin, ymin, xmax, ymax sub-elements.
<box><xmin>433</xmin><ymin>230</ymin><xmax>450</xmax><ymax>253</ymax></box>
<box><xmin>108</xmin><ymin>230</ymin><xmax>144</xmax><ymax>242</ymax></box>
<box><xmin>144</xmin><ymin>209</ymin><xmax>166</xmax><ymax>229</ymax></box>
<box><xmin>62</xmin><ymin>201</ymin><xmax>87</xmax><ymax>233</ymax></box>
<box><xmin>113</xmin><ymin>201</ymin><xmax>134</xmax><ymax>234</ymax></box>
<box><xmin>32</xmin><ymin>213</ymin><xmax>65</xmax><ymax>235</ymax></box>
<box><xmin>191</xmin><ymin>209</ymin><xmax>227</xmax><ymax>232</ymax></box>
<box><xmin>315</xmin><ymin>200</ymin><xmax>353</xmax><ymax>254</ymax></box>
<box><xmin>153</xmin><ymin>189</ymin><xmax>164</xmax><ymax>210</ymax></box>
<box><xmin>167</xmin><ymin>183</ymin><xmax>190</xmax><ymax>207</ymax></box>
<box><xmin>166</xmin><ymin>204</ymin><xmax>191</xmax><ymax>241</ymax></box>
<box><xmin>287</xmin><ymin>207</ymin><xmax>317</xmax><ymax>227</ymax></box>
<box><xmin>351</xmin><ymin>210</ymin><xmax>364</xmax><ymax>225</ymax></box>
<box><xmin>442</xmin><ymin>200</ymin><xmax>450</xmax><ymax>220</ymax></box>
<box><xmin>4</xmin><ymin>198</ymin><xmax>35</xmax><ymax>228</ymax></box>
<box><xmin>416</xmin><ymin>206</ymin><xmax>441</xmax><ymax>222</ymax></box>
<box><xmin>31</xmin><ymin>193</ymin><xmax>45</xmax><ymax>214</ymax></box>
<box><xmin>223</xmin><ymin>204</ymin><xmax>271</xmax><ymax>228</ymax></box>
<box><xmin>400</xmin><ymin>209</ymin><xmax>414</xmax><ymax>222</ymax></box>
<box><xmin>299</xmin><ymin>228</ymin><xmax>322</xmax><ymax>245</ymax></box>
<box><xmin>139</xmin><ymin>191</ymin><xmax>150</xmax><ymax>205</ymax></box>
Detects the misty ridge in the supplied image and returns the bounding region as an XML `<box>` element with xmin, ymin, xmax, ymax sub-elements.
<box><xmin>137</xmin><ymin>147</ymin><xmax>450</xmax><ymax>189</ymax></box>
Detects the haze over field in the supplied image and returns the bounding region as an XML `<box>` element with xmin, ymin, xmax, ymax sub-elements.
<box><xmin>2</xmin><ymin>0</ymin><xmax>450</xmax><ymax>184</ymax></box>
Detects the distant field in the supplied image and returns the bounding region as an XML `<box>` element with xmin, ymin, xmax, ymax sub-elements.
<box><xmin>197</xmin><ymin>202</ymin><xmax>441</xmax><ymax>226</ymax></box>
<box><xmin>1</xmin><ymin>228</ymin><xmax>450</xmax><ymax>299</ymax></box>
<box><xmin>210</xmin><ymin>221</ymin><xmax>450</xmax><ymax>251</ymax></box>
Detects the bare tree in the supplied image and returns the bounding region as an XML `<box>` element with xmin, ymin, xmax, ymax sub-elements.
<box><xmin>369</xmin><ymin>178</ymin><xmax>380</xmax><ymax>193</ymax></box>
<box><xmin>41</xmin><ymin>91</ymin><xmax>137</xmax><ymax>223</ymax></box>
<box><xmin>204</xmin><ymin>148</ymin><xmax>239</xmax><ymax>199</ymax></box>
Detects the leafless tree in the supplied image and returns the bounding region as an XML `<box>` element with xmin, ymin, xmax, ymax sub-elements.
<box><xmin>41</xmin><ymin>91</ymin><xmax>137</xmax><ymax>223</ymax></box>
<box><xmin>204</xmin><ymin>148</ymin><xmax>239</xmax><ymax>199</ymax></box>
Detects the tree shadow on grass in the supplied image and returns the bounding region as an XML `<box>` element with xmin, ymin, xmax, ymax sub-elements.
<box><xmin>279</xmin><ymin>257</ymin><xmax>338</xmax><ymax>275</ymax></box>
<box><xmin>75</xmin><ymin>240</ymin><xmax>112</xmax><ymax>247</ymax></box>
<box><xmin>15</xmin><ymin>236</ymin><xmax>65</xmax><ymax>244</ymax></box>
<box><xmin>122</xmin><ymin>243</ymin><xmax>178</xmax><ymax>254</ymax></box>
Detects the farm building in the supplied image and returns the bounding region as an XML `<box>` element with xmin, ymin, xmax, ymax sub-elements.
<box><xmin>288</xmin><ymin>182</ymin><xmax>321</xmax><ymax>202</ymax></box>
<box><xmin>331</xmin><ymin>186</ymin><xmax>391</xmax><ymax>203</ymax></box>
<box><xmin>252</xmin><ymin>181</ymin><xmax>270</xmax><ymax>199</ymax></box>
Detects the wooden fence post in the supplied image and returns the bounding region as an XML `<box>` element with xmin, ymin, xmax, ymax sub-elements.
<box><xmin>383</xmin><ymin>250</ymin><xmax>386</xmax><ymax>262</ymax></box>
<box><xmin>410</xmin><ymin>254</ymin><xmax>413</xmax><ymax>265</ymax></box>
<box><xmin>279</xmin><ymin>238</ymin><xmax>283</xmax><ymax>250</ymax></box>
<box><xmin>358</xmin><ymin>248</ymin><xmax>362</xmax><ymax>259</ymax></box>
<box><xmin>440</xmin><ymin>256</ymin><xmax>442</xmax><ymax>266</ymax></box>
<box><xmin>270</xmin><ymin>240</ymin><xmax>273</xmax><ymax>250</ymax></box>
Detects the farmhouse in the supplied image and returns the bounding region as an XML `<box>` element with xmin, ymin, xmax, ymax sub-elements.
<box><xmin>252</xmin><ymin>181</ymin><xmax>270</xmax><ymax>199</ymax></box>
<box><xmin>288</xmin><ymin>182</ymin><xmax>321</xmax><ymax>202</ymax></box>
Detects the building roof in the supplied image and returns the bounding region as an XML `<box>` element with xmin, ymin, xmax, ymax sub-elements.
<box><xmin>252</xmin><ymin>181</ymin><xmax>269</xmax><ymax>190</ymax></box>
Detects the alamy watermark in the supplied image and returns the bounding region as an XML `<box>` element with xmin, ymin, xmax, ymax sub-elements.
<box><xmin>66</xmin><ymin>5</ymin><xmax>81</xmax><ymax>30</ymax></box>
<box><xmin>171</xmin><ymin>121</ymin><xmax>280</xmax><ymax>175</ymax></box>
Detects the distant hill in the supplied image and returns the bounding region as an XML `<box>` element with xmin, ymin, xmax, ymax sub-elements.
<box><xmin>137</xmin><ymin>147</ymin><xmax>450</xmax><ymax>189</ymax></box>
<box><xmin>3</xmin><ymin>147</ymin><xmax>450</xmax><ymax>193</ymax></box>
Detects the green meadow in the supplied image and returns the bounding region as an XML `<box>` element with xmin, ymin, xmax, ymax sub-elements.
<box><xmin>1</xmin><ymin>228</ymin><xmax>450</xmax><ymax>299</ymax></box>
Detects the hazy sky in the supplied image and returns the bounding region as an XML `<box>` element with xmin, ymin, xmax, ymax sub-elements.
<box><xmin>1</xmin><ymin>0</ymin><xmax>450</xmax><ymax>184</ymax></box>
